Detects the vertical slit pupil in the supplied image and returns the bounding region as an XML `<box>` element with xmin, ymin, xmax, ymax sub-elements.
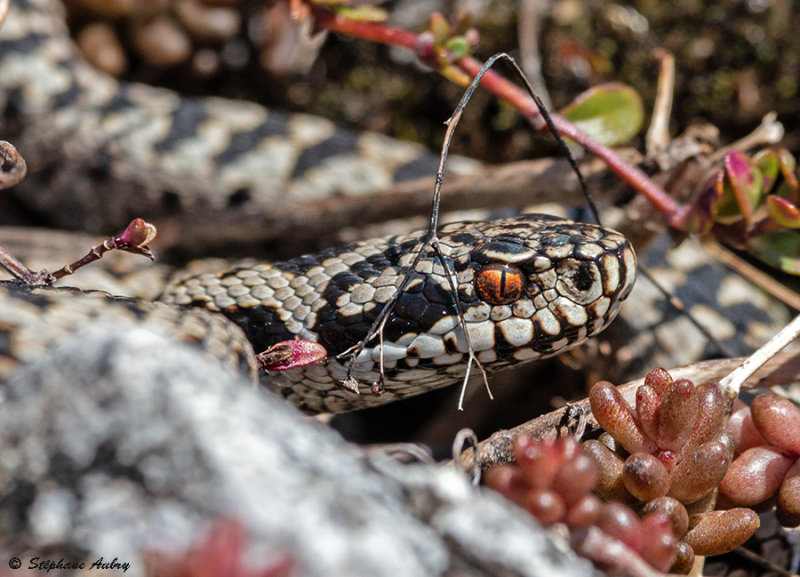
<box><xmin>475</xmin><ymin>264</ymin><xmax>525</xmax><ymax>305</ymax></box>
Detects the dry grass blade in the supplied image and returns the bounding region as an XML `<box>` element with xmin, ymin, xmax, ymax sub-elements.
<box><xmin>719</xmin><ymin>313</ymin><xmax>800</xmax><ymax>399</ymax></box>
<box><xmin>645</xmin><ymin>49</ymin><xmax>675</xmax><ymax>156</ymax></box>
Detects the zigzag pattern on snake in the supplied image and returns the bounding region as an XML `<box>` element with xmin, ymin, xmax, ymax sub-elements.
<box><xmin>0</xmin><ymin>0</ymin><xmax>638</xmax><ymax>413</ymax></box>
<box><xmin>0</xmin><ymin>0</ymin><xmax>479</xmax><ymax>249</ymax></box>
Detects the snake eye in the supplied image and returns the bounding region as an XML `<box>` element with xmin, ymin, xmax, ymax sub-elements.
<box><xmin>474</xmin><ymin>264</ymin><xmax>526</xmax><ymax>305</ymax></box>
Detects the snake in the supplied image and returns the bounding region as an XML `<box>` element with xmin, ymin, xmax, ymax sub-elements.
<box><xmin>0</xmin><ymin>0</ymin><xmax>640</xmax><ymax>413</ymax></box>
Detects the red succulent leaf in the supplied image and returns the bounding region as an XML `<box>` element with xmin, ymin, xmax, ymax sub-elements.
<box><xmin>766</xmin><ymin>195</ymin><xmax>800</xmax><ymax>229</ymax></box>
<box><xmin>778</xmin><ymin>459</ymin><xmax>800</xmax><ymax>526</ymax></box>
<box><xmin>726</xmin><ymin>402</ymin><xmax>769</xmax><ymax>456</ymax></box>
<box><xmin>640</xmin><ymin>497</ymin><xmax>689</xmax><ymax>538</ymax></box>
<box><xmin>622</xmin><ymin>453</ymin><xmax>670</xmax><ymax>502</ymax></box>
<box><xmin>724</xmin><ymin>150</ymin><xmax>764</xmax><ymax>224</ymax></box>
<box><xmin>681</xmin><ymin>170</ymin><xmax>724</xmax><ymax>234</ymax></box>
<box><xmin>684</xmin><ymin>509</ymin><xmax>760</xmax><ymax>557</ymax></box>
<box><xmin>709</xmin><ymin>150</ymin><xmax>763</xmax><ymax>225</ymax></box>
<box><xmin>668</xmin><ymin>436</ymin><xmax>733</xmax><ymax>504</ymax></box>
<box><xmin>582</xmin><ymin>439</ymin><xmax>630</xmax><ymax>504</ymax></box>
<box><xmin>589</xmin><ymin>381</ymin><xmax>657</xmax><ymax>454</ymax></box>
<box><xmin>634</xmin><ymin>384</ymin><xmax>661</xmax><ymax>443</ymax></box>
<box><xmin>719</xmin><ymin>446</ymin><xmax>794</xmax><ymax>506</ymax></box>
<box><xmin>678</xmin><ymin>383</ymin><xmax>726</xmax><ymax>457</ymax></box>
<box><xmin>750</xmin><ymin>393</ymin><xmax>800</xmax><ymax>455</ymax></box>
<box><xmin>655</xmin><ymin>379</ymin><xmax>698</xmax><ymax>452</ymax></box>
<box><xmin>638</xmin><ymin>513</ymin><xmax>679</xmax><ymax>573</ymax></box>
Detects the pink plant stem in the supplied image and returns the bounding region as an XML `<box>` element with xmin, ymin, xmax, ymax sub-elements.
<box><xmin>311</xmin><ymin>8</ymin><xmax>423</xmax><ymax>53</ymax></box>
<box><xmin>309</xmin><ymin>5</ymin><xmax>686</xmax><ymax>224</ymax></box>
<box><xmin>50</xmin><ymin>243</ymin><xmax>110</xmax><ymax>281</ymax></box>
<box><xmin>457</xmin><ymin>55</ymin><xmax>685</xmax><ymax>221</ymax></box>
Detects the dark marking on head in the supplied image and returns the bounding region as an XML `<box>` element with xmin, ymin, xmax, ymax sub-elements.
<box><xmin>217</xmin><ymin>269</ymin><xmax>246</xmax><ymax>280</ymax></box>
<box><xmin>450</xmin><ymin>232</ymin><xmax>479</xmax><ymax>245</ymax></box>
<box><xmin>422</xmin><ymin>275</ymin><xmax>456</xmax><ymax>305</ymax></box>
<box><xmin>572</xmin><ymin>264</ymin><xmax>594</xmax><ymax>292</ymax></box>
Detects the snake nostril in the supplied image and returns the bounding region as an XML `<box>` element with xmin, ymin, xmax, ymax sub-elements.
<box><xmin>555</xmin><ymin>259</ymin><xmax>604</xmax><ymax>304</ymax></box>
<box><xmin>474</xmin><ymin>263</ymin><xmax>526</xmax><ymax>305</ymax></box>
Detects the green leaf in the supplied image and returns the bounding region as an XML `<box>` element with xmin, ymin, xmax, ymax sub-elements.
<box><xmin>330</xmin><ymin>6</ymin><xmax>389</xmax><ymax>22</ymax></box>
<box><xmin>560</xmin><ymin>83</ymin><xmax>644</xmax><ymax>146</ymax></box>
<box><xmin>445</xmin><ymin>36</ymin><xmax>471</xmax><ymax>60</ymax></box>
<box><xmin>754</xmin><ymin>148</ymin><xmax>799</xmax><ymax>203</ymax></box>
<box><xmin>753</xmin><ymin>149</ymin><xmax>780</xmax><ymax>192</ymax></box>
<box><xmin>429</xmin><ymin>13</ymin><xmax>450</xmax><ymax>46</ymax></box>
<box><xmin>748</xmin><ymin>230</ymin><xmax>800</xmax><ymax>275</ymax></box>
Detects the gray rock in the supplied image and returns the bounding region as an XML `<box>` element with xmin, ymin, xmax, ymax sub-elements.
<box><xmin>0</xmin><ymin>320</ymin><xmax>594</xmax><ymax>577</ymax></box>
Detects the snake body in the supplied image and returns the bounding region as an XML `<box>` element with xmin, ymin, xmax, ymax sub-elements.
<box><xmin>0</xmin><ymin>281</ymin><xmax>258</xmax><ymax>382</ymax></box>
<box><xmin>0</xmin><ymin>0</ymin><xmax>638</xmax><ymax>413</ymax></box>
<box><xmin>163</xmin><ymin>215</ymin><xmax>636</xmax><ymax>413</ymax></box>
<box><xmin>0</xmin><ymin>0</ymin><xmax>478</xmax><ymax>249</ymax></box>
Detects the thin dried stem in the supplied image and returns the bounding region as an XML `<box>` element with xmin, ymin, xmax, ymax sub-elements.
<box><xmin>452</xmin><ymin>428</ymin><xmax>480</xmax><ymax>486</ymax></box>
<box><xmin>709</xmin><ymin>112</ymin><xmax>785</xmax><ymax>165</ymax></box>
<box><xmin>719</xmin><ymin>314</ymin><xmax>800</xmax><ymax>400</ymax></box>
<box><xmin>517</xmin><ymin>0</ymin><xmax>552</xmax><ymax>108</ymax></box>
<box><xmin>456</xmin><ymin>351</ymin><xmax>800</xmax><ymax>471</ymax></box>
<box><xmin>0</xmin><ymin>219</ymin><xmax>156</xmax><ymax>287</ymax></box>
<box><xmin>731</xmin><ymin>545</ymin><xmax>797</xmax><ymax>577</ymax></box>
<box><xmin>0</xmin><ymin>245</ymin><xmax>40</xmax><ymax>283</ymax></box>
<box><xmin>307</xmin><ymin>5</ymin><xmax>685</xmax><ymax>225</ymax></box>
<box><xmin>645</xmin><ymin>49</ymin><xmax>675</xmax><ymax>156</ymax></box>
<box><xmin>455</xmin><ymin>55</ymin><xmax>685</xmax><ymax>222</ymax></box>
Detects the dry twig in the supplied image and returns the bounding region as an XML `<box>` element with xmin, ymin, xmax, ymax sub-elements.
<box><xmin>457</xmin><ymin>350</ymin><xmax>800</xmax><ymax>472</ymax></box>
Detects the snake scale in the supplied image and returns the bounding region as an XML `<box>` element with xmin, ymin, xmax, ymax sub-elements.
<box><xmin>0</xmin><ymin>0</ymin><xmax>640</xmax><ymax>413</ymax></box>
